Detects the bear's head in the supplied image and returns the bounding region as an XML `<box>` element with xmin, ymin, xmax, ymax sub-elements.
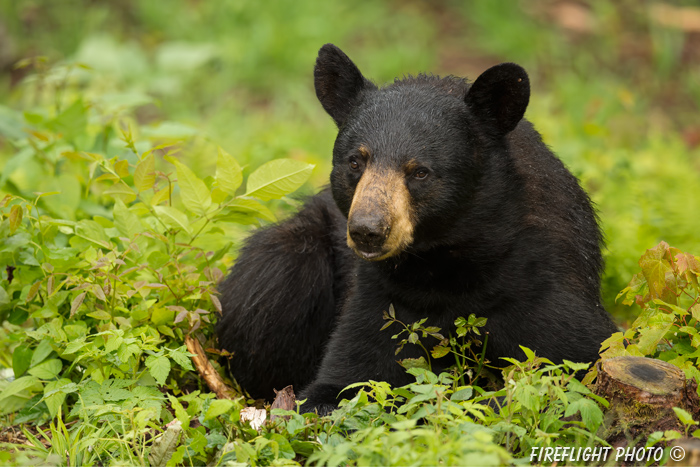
<box><xmin>315</xmin><ymin>43</ymin><xmax>530</xmax><ymax>261</ymax></box>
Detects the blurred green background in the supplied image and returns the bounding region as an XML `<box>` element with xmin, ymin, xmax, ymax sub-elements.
<box><xmin>1</xmin><ymin>0</ymin><xmax>699</xmax><ymax>324</ymax></box>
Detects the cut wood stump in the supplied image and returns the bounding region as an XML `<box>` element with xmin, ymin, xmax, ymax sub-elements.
<box><xmin>595</xmin><ymin>356</ymin><xmax>700</xmax><ymax>447</ymax></box>
<box><xmin>668</xmin><ymin>438</ymin><xmax>700</xmax><ymax>466</ymax></box>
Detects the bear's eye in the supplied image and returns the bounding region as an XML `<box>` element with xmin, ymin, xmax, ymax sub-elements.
<box><xmin>349</xmin><ymin>158</ymin><xmax>360</xmax><ymax>171</ymax></box>
<box><xmin>413</xmin><ymin>168</ymin><xmax>429</xmax><ymax>180</ymax></box>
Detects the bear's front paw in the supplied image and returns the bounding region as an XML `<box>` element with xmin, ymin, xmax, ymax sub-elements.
<box><xmin>299</xmin><ymin>400</ymin><xmax>338</xmax><ymax>416</ymax></box>
<box><xmin>298</xmin><ymin>382</ymin><xmax>351</xmax><ymax>415</ymax></box>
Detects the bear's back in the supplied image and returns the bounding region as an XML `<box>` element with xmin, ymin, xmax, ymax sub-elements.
<box><xmin>507</xmin><ymin>120</ymin><xmax>604</xmax><ymax>296</ymax></box>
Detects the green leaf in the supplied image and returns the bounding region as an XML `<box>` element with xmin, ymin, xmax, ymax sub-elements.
<box><xmin>617</xmin><ymin>272</ymin><xmax>648</xmax><ymax>305</ymax></box>
<box><xmin>168</xmin><ymin>347</ymin><xmax>194</xmax><ymax>371</ymax></box>
<box><xmin>146</xmin><ymin>355</ymin><xmax>171</xmax><ymax>385</ymax></box>
<box><xmin>113</xmin><ymin>199</ymin><xmax>143</xmax><ymax>238</ymax></box>
<box><xmin>189</xmin><ymin>430</ymin><xmax>208</xmax><ymax>455</ymax></box>
<box><xmin>473</xmin><ymin>317</ymin><xmax>488</xmax><ymax>327</ymax></box>
<box><xmin>652</xmin><ymin>299</ymin><xmax>688</xmax><ymax>317</ymax></box>
<box><xmin>490</xmin><ymin>421</ymin><xmax>527</xmax><ymax>439</ymax></box>
<box><xmin>245</xmin><ymin>159</ymin><xmax>314</xmax><ymax>201</ymax></box>
<box><xmin>63</xmin><ymin>337</ymin><xmax>87</xmax><ymax>355</ymax></box>
<box><xmin>12</xmin><ymin>344</ymin><xmax>33</xmax><ymax>378</ymax></box>
<box><xmin>134</xmin><ymin>153</ymin><xmax>156</xmax><ymax>192</ymax></box>
<box><xmin>9</xmin><ymin>204</ymin><xmax>22</xmax><ymax>234</ymax></box>
<box><xmin>28</xmin><ymin>358</ymin><xmax>62</xmax><ymax>380</ymax></box>
<box><xmin>218</xmin><ymin>198</ymin><xmax>276</xmax><ymax>223</ymax></box>
<box><xmin>216</xmin><ymin>147</ymin><xmax>242</xmax><ymax>195</ymax></box>
<box><xmin>87</xmin><ymin>309</ymin><xmax>112</xmax><ymax>320</ymax></box>
<box><xmin>520</xmin><ymin>346</ymin><xmax>536</xmax><ymax>361</ymax></box>
<box><xmin>514</xmin><ymin>384</ymin><xmax>539</xmax><ymax>412</ymax></box>
<box><xmin>673</xmin><ymin>407</ymin><xmax>698</xmax><ymax>426</ymax></box>
<box><xmin>451</xmin><ymin>387</ymin><xmax>473</xmax><ymax>401</ymax></box>
<box><xmin>151</xmin><ymin>307</ymin><xmax>175</xmax><ymax>326</ymax></box>
<box><xmin>150</xmin><ymin>185</ymin><xmax>172</xmax><ymax>206</ymax></box>
<box><xmin>636</xmin><ymin>313</ymin><xmax>675</xmax><ymax>355</ymax></box>
<box><xmin>49</xmin><ymin>99</ymin><xmax>87</xmax><ymax>141</ymax></box>
<box><xmin>399</xmin><ymin>357</ymin><xmax>430</xmax><ymax>371</ymax></box>
<box><xmin>30</xmin><ymin>339</ymin><xmax>54</xmax><ymax>367</ymax></box>
<box><xmin>104</xmin><ymin>181</ymin><xmax>137</xmax><ymax>203</ymax></box>
<box><xmin>154</xmin><ymin>205</ymin><xmax>192</xmax><ymax>235</ymax></box>
<box><xmin>565</xmin><ymin>398</ymin><xmax>603</xmax><ymax>432</ymax></box>
<box><xmin>431</xmin><ymin>345</ymin><xmax>450</xmax><ymax>359</ymax></box>
<box><xmin>100</xmin><ymin>379</ymin><xmax>133</xmax><ymax>401</ymax></box>
<box><xmin>566</xmin><ymin>379</ymin><xmax>592</xmax><ymax>395</ymax></box>
<box><xmin>204</xmin><ymin>399</ymin><xmax>234</xmax><ymax>421</ymax></box>
<box><xmin>639</xmin><ymin>242</ymin><xmax>676</xmax><ymax>303</ymax></box>
<box><xmin>563</xmin><ymin>360</ymin><xmax>591</xmax><ymax>373</ymax></box>
<box><xmin>43</xmin><ymin>378</ymin><xmax>73</xmax><ymax>418</ymax></box>
<box><xmin>166</xmin><ymin>446</ymin><xmax>187</xmax><ymax>467</ymax></box>
<box><xmin>0</xmin><ymin>286</ymin><xmax>9</xmax><ymax>307</ymax></box>
<box><xmin>0</xmin><ymin>376</ymin><xmax>41</xmax><ymax>400</ymax></box>
<box><xmin>74</xmin><ymin>219</ymin><xmax>112</xmax><ymax>248</ymax></box>
<box><xmin>269</xmin><ymin>434</ymin><xmax>296</xmax><ymax>460</ymax></box>
<box><xmin>167</xmin><ymin>394</ymin><xmax>191</xmax><ymax>429</ymax></box>
<box><xmin>104</xmin><ymin>335</ymin><xmax>124</xmax><ymax>353</ymax></box>
<box><xmin>167</xmin><ymin>157</ymin><xmax>211</xmax><ymax>215</ymax></box>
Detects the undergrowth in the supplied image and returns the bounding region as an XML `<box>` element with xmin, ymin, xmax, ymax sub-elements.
<box><xmin>0</xmin><ymin>37</ymin><xmax>699</xmax><ymax>467</ymax></box>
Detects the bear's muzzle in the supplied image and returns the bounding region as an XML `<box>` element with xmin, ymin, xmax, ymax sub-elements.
<box><xmin>347</xmin><ymin>168</ymin><xmax>415</xmax><ymax>261</ymax></box>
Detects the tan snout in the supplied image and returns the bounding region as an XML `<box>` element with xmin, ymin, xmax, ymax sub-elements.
<box><xmin>347</xmin><ymin>169</ymin><xmax>415</xmax><ymax>261</ymax></box>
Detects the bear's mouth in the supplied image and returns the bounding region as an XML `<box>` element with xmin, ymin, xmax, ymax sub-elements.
<box><xmin>351</xmin><ymin>245</ymin><xmax>400</xmax><ymax>262</ymax></box>
<box><xmin>357</xmin><ymin>249</ymin><xmax>381</xmax><ymax>260</ymax></box>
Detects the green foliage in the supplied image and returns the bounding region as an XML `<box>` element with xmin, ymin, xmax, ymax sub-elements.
<box><xmin>381</xmin><ymin>303</ymin><xmax>446</xmax><ymax>372</ymax></box>
<box><xmin>0</xmin><ymin>60</ymin><xmax>316</xmax><ymax>464</ymax></box>
<box><xmin>305</xmin><ymin>355</ymin><xmax>606</xmax><ymax>466</ymax></box>
<box><xmin>1</xmin><ymin>1</ymin><xmax>700</xmax><ymax>465</ymax></box>
<box><xmin>600</xmin><ymin>241</ymin><xmax>700</xmax><ymax>383</ymax></box>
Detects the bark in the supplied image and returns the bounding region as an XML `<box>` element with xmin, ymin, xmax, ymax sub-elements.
<box><xmin>270</xmin><ymin>385</ymin><xmax>297</xmax><ymax>421</ymax></box>
<box><xmin>595</xmin><ymin>356</ymin><xmax>700</xmax><ymax>448</ymax></box>
<box><xmin>185</xmin><ymin>335</ymin><xmax>236</xmax><ymax>400</ymax></box>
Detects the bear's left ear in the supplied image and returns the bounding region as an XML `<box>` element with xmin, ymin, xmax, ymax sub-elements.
<box><xmin>465</xmin><ymin>63</ymin><xmax>530</xmax><ymax>137</ymax></box>
<box><xmin>314</xmin><ymin>44</ymin><xmax>377</xmax><ymax>127</ymax></box>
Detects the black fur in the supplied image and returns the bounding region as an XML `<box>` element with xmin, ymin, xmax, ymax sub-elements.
<box><xmin>217</xmin><ymin>190</ymin><xmax>353</xmax><ymax>400</ymax></box>
<box><xmin>217</xmin><ymin>44</ymin><xmax>617</xmax><ymax>412</ymax></box>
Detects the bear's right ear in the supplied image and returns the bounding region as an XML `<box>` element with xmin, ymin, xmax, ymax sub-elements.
<box><xmin>465</xmin><ymin>63</ymin><xmax>530</xmax><ymax>137</ymax></box>
<box><xmin>314</xmin><ymin>44</ymin><xmax>376</xmax><ymax>127</ymax></box>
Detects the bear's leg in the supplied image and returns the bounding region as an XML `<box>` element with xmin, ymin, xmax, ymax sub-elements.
<box><xmin>299</xmin><ymin>289</ymin><xmax>424</xmax><ymax>415</ymax></box>
<box><xmin>217</xmin><ymin>189</ymin><xmax>353</xmax><ymax>401</ymax></box>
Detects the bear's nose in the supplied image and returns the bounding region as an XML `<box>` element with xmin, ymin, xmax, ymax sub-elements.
<box><xmin>348</xmin><ymin>214</ymin><xmax>390</xmax><ymax>254</ymax></box>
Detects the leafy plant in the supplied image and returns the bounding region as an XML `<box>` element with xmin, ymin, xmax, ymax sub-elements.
<box><xmin>381</xmin><ymin>304</ymin><xmax>445</xmax><ymax>372</ymax></box>
<box><xmin>0</xmin><ymin>60</ymin><xmax>316</xmax><ymax>464</ymax></box>
<box><xmin>599</xmin><ymin>241</ymin><xmax>700</xmax><ymax>383</ymax></box>
<box><xmin>2</xmin><ymin>2</ymin><xmax>700</xmax><ymax>464</ymax></box>
<box><xmin>382</xmin><ymin>306</ymin><xmax>496</xmax><ymax>388</ymax></box>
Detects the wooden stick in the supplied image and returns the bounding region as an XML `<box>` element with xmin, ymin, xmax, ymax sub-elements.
<box><xmin>185</xmin><ymin>335</ymin><xmax>236</xmax><ymax>399</ymax></box>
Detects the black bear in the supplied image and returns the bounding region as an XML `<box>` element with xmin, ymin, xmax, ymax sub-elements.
<box><xmin>217</xmin><ymin>44</ymin><xmax>618</xmax><ymax>414</ymax></box>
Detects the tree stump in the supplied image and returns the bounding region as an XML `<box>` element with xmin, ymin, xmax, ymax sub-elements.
<box><xmin>595</xmin><ymin>356</ymin><xmax>700</xmax><ymax>447</ymax></box>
